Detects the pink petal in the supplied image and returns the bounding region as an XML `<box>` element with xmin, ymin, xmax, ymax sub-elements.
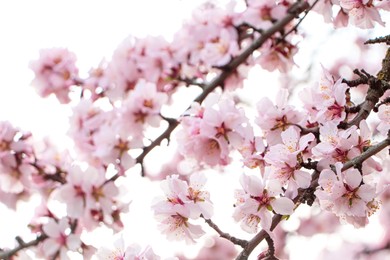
<box><xmin>42</xmin><ymin>239</ymin><xmax>60</xmax><ymax>256</ymax></box>
<box><xmin>294</xmin><ymin>170</ymin><xmax>311</xmax><ymax>188</ymax></box>
<box><xmin>270</xmin><ymin>197</ymin><xmax>294</xmax><ymax>215</ymax></box>
<box><xmin>43</xmin><ymin>219</ymin><xmax>61</xmax><ymax>238</ymax></box>
<box><xmin>240</xmin><ymin>174</ymin><xmax>263</xmax><ymax>196</ymax></box>
<box><xmin>66</xmin><ymin>234</ymin><xmax>81</xmax><ymax>250</ymax></box>
<box><xmin>345</xmin><ymin>169</ymin><xmax>362</xmax><ymax>189</ymax></box>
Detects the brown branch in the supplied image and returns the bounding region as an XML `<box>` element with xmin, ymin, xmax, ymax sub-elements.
<box><xmin>136</xmin><ymin>119</ymin><xmax>179</xmax><ymax>177</ymax></box>
<box><xmin>377</xmin><ymin>48</ymin><xmax>390</xmax><ymax>82</ymax></box>
<box><xmin>236</xmin><ymin>215</ymin><xmax>283</xmax><ymax>260</ymax></box>
<box><xmin>134</xmin><ymin>0</ymin><xmax>310</xmax><ymax>175</ymax></box>
<box><xmin>343</xmin><ymin>73</ymin><xmax>388</xmax><ymax>128</ymax></box>
<box><xmin>0</xmin><ymin>234</ymin><xmax>48</xmax><ymax>259</ymax></box>
<box><xmin>277</xmin><ymin>0</ymin><xmax>320</xmax><ymax>44</ymax></box>
<box><xmin>178</xmin><ymin>77</ymin><xmax>207</xmax><ymax>88</ymax></box>
<box><xmin>365</xmin><ymin>35</ymin><xmax>390</xmax><ymax>45</ymax></box>
<box><xmin>258</xmin><ymin>235</ymin><xmax>278</xmax><ymax>260</ymax></box>
<box><xmin>341</xmin><ymin>135</ymin><xmax>390</xmax><ymax>172</ymax></box>
<box><xmin>201</xmin><ymin>215</ymin><xmax>248</xmax><ymax>248</ymax></box>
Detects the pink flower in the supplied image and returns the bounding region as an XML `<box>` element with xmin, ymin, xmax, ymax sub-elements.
<box><xmin>51</xmin><ymin>165</ymin><xmax>98</xmax><ymax>218</ymax></box>
<box><xmin>199</xmin><ymin>28</ymin><xmax>239</xmax><ymax>67</ymax></box>
<box><xmin>157</xmin><ymin>209</ymin><xmax>205</xmax><ymax>244</ymax></box>
<box><xmin>257</xmin><ymin>39</ymin><xmax>297</xmax><ymax>73</ymax></box>
<box><xmin>91</xmin><ymin>124</ymin><xmax>139</xmax><ymax>169</ymax></box>
<box><xmin>233</xmin><ymin>174</ymin><xmax>294</xmax><ymax>233</ymax></box>
<box><xmin>236</xmin><ymin>0</ymin><xmax>289</xmax><ymax>30</ymax></box>
<box><xmin>153</xmin><ymin>173</ymin><xmax>213</xmax><ymax>243</ymax></box>
<box><xmin>315</xmin><ymin>162</ymin><xmax>378</xmax><ymax>227</ymax></box>
<box><xmin>377</xmin><ymin>104</ymin><xmax>390</xmax><ymax>135</ymax></box>
<box><xmin>256</xmin><ymin>89</ymin><xmax>303</xmax><ymax>145</ymax></box>
<box><xmin>310</xmin><ymin>0</ymin><xmax>336</xmax><ymax>23</ymax></box>
<box><xmin>0</xmin><ymin>121</ymin><xmax>34</xmax><ymax>193</ymax></box>
<box><xmin>153</xmin><ymin>173</ymin><xmax>213</xmax><ymax>219</ymax></box>
<box><xmin>348</xmin><ymin>120</ymin><xmax>382</xmax><ymax>173</ymax></box>
<box><xmin>263</xmin><ymin>128</ymin><xmax>314</xmax><ymax>196</ymax></box>
<box><xmin>105</xmin><ymin>37</ymin><xmax>140</xmax><ymax>100</ymax></box>
<box><xmin>178</xmin><ymin>94</ymin><xmax>247</xmax><ymax>166</ymax></box>
<box><xmin>239</xmin><ymin>135</ymin><xmax>266</xmax><ymax>170</ymax></box>
<box><xmin>68</xmin><ymin>99</ymin><xmax>112</xmax><ymax>163</ymax></box>
<box><xmin>29</xmin><ymin>48</ymin><xmax>78</xmax><ymax>104</ymax></box>
<box><xmin>200</xmin><ymin>96</ymin><xmax>248</xmax><ymax>148</ymax></box>
<box><xmin>340</xmin><ymin>0</ymin><xmax>385</xmax><ymax>29</ymax></box>
<box><xmin>96</xmin><ymin>235</ymin><xmax>160</xmax><ymax>260</ymax></box>
<box><xmin>265</xmin><ymin>127</ymin><xmax>315</xmax><ymax>166</ymax></box>
<box><xmin>120</xmin><ymin>80</ymin><xmax>167</xmax><ymax>131</ymax></box>
<box><xmin>312</xmin><ymin>122</ymin><xmax>358</xmax><ymax>168</ymax></box>
<box><xmin>300</xmin><ymin>66</ymin><xmax>349</xmax><ymax>124</ymax></box>
<box><xmin>42</xmin><ymin>218</ymin><xmax>81</xmax><ymax>259</ymax></box>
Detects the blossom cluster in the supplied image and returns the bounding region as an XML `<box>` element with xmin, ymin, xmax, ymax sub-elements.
<box><xmin>152</xmin><ymin>173</ymin><xmax>213</xmax><ymax>244</ymax></box>
<box><xmin>1</xmin><ymin>0</ymin><xmax>390</xmax><ymax>259</ymax></box>
<box><xmin>312</xmin><ymin>0</ymin><xmax>390</xmax><ymax>29</ymax></box>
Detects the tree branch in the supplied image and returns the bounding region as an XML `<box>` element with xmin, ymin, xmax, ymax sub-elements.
<box><xmin>341</xmin><ymin>135</ymin><xmax>390</xmax><ymax>172</ymax></box>
<box><xmin>134</xmin><ymin>0</ymin><xmax>310</xmax><ymax>175</ymax></box>
<box><xmin>258</xmin><ymin>234</ymin><xmax>278</xmax><ymax>260</ymax></box>
<box><xmin>201</xmin><ymin>215</ymin><xmax>248</xmax><ymax>248</ymax></box>
<box><xmin>343</xmin><ymin>72</ymin><xmax>389</xmax><ymax>128</ymax></box>
<box><xmin>0</xmin><ymin>234</ymin><xmax>48</xmax><ymax>259</ymax></box>
<box><xmin>365</xmin><ymin>35</ymin><xmax>390</xmax><ymax>45</ymax></box>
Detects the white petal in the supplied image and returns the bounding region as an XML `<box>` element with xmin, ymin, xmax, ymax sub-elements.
<box><xmin>43</xmin><ymin>219</ymin><xmax>61</xmax><ymax>238</ymax></box>
<box><xmin>240</xmin><ymin>174</ymin><xmax>263</xmax><ymax>196</ymax></box>
<box><xmin>66</xmin><ymin>234</ymin><xmax>81</xmax><ymax>250</ymax></box>
<box><xmin>345</xmin><ymin>169</ymin><xmax>362</xmax><ymax>189</ymax></box>
<box><xmin>42</xmin><ymin>239</ymin><xmax>60</xmax><ymax>256</ymax></box>
<box><xmin>270</xmin><ymin>197</ymin><xmax>294</xmax><ymax>215</ymax></box>
<box><xmin>294</xmin><ymin>170</ymin><xmax>311</xmax><ymax>188</ymax></box>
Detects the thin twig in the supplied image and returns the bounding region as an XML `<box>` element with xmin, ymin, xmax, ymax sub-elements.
<box><xmin>277</xmin><ymin>0</ymin><xmax>320</xmax><ymax>44</ymax></box>
<box><xmin>365</xmin><ymin>35</ymin><xmax>390</xmax><ymax>45</ymax></box>
<box><xmin>202</xmin><ymin>215</ymin><xmax>248</xmax><ymax>248</ymax></box>
<box><xmin>0</xmin><ymin>234</ymin><xmax>48</xmax><ymax>259</ymax></box>
<box><xmin>258</xmin><ymin>235</ymin><xmax>278</xmax><ymax>260</ymax></box>
<box><xmin>341</xmin><ymin>136</ymin><xmax>390</xmax><ymax>172</ymax></box>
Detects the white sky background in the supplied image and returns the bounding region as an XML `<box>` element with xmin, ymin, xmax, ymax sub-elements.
<box><xmin>0</xmin><ymin>0</ymin><xmax>203</xmax><ymax>141</ymax></box>
<box><xmin>0</xmin><ymin>1</ymin><xmax>390</xmax><ymax>259</ymax></box>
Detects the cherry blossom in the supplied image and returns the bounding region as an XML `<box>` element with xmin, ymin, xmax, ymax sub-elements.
<box><xmin>300</xmin><ymin>66</ymin><xmax>349</xmax><ymax>125</ymax></box>
<box><xmin>156</xmin><ymin>209</ymin><xmax>205</xmax><ymax>244</ymax></box>
<box><xmin>2</xmin><ymin>0</ymin><xmax>390</xmax><ymax>259</ymax></box>
<box><xmin>239</xmin><ymin>135</ymin><xmax>266</xmax><ymax>170</ymax></box>
<box><xmin>256</xmin><ymin>89</ymin><xmax>303</xmax><ymax>145</ymax></box>
<box><xmin>177</xmin><ymin>94</ymin><xmax>248</xmax><ymax>166</ymax></box>
<box><xmin>236</xmin><ymin>0</ymin><xmax>290</xmax><ymax>30</ymax></box>
<box><xmin>120</xmin><ymin>80</ymin><xmax>168</xmax><ymax>133</ymax></box>
<box><xmin>41</xmin><ymin>217</ymin><xmax>81</xmax><ymax>259</ymax></box>
<box><xmin>96</xmin><ymin>235</ymin><xmax>160</xmax><ymax>260</ymax></box>
<box><xmin>153</xmin><ymin>173</ymin><xmax>213</xmax><ymax>243</ymax></box>
<box><xmin>153</xmin><ymin>173</ymin><xmax>213</xmax><ymax>219</ymax></box>
<box><xmin>29</xmin><ymin>48</ymin><xmax>78</xmax><ymax>104</ymax></box>
<box><xmin>315</xmin><ymin>162</ymin><xmax>378</xmax><ymax>227</ymax></box>
<box><xmin>233</xmin><ymin>174</ymin><xmax>294</xmax><ymax>233</ymax></box>
<box><xmin>340</xmin><ymin>0</ymin><xmax>385</xmax><ymax>28</ymax></box>
<box><xmin>312</xmin><ymin>122</ymin><xmax>358</xmax><ymax>168</ymax></box>
<box><xmin>257</xmin><ymin>39</ymin><xmax>298</xmax><ymax>73</ymax></box>
<box><xmin>0</xmin><ymin>121</ymin><xmax>34</xmax><ymax>193</ymax></box>
<box><xmin>377</xmin><ymin>104</ymin><xmax>390</xmax><ymax>135</ymax></box>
